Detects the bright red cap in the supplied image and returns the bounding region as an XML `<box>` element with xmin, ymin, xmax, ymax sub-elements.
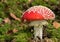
<box><xmin>22</xmin><ymin>6</ymin><xmax>55</xmax><ymax>21</ymax></box>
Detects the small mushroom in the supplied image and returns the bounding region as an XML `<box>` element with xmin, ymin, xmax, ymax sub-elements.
<box><xmin>22</xmin><ymin>6</ymin><xmax>55</xmax><ymax>42</ymax></box>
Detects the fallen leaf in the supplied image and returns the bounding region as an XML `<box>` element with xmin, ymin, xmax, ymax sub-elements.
<box><xmin>53</xmin><ymin>21</ymin><xmax>60</xmax><ymax>29</ymax></box>
<box><xmin>10</xmin><ymin>13</ymin><xmax>20</xmax><ymax>21</ymax></box>
<box><xmin>3</xmin><ymin>18</ymin><xmax>11</xmax><ymax>24</ymax></box>
<box><xmin>13</xmin><ymin>28</ymin><xmax>18</xmax><ymax>33</ymax></box>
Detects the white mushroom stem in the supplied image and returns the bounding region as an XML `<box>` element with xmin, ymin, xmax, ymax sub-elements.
<box><xmin>34</xmin><ymin>25</ymin><xmax>43</xmax><ymax>40</ymax></box>
<box><xmin>29</xmin><ymin>20</ymin><xmax>48</xmax><ymax>41</ymax></box>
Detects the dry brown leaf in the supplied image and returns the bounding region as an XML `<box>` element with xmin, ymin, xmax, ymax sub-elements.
<box><xmin>53</xmin><ymin>21</ymin><xmax>60</xmax><ymax>29</ymax></box>
<box><xmin>10</xmin><ymin>13</ymin><xmax>20</xmax><ymax>21</ymax></box>
<box><xmin>3</xmin><ymin>18</ymin><xmax>11</xmax><ymax>24</ymax></box>
<box><xmin>13</xmin><ymin>28</ymin><xmax>18</xmax><ymax>33</ymax></box>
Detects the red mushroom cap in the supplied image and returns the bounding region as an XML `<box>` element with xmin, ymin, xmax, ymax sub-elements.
<box><xmin>22</xmin><ymin>6</ymin><xmax>55</xmax><ymax>21</ymax></box>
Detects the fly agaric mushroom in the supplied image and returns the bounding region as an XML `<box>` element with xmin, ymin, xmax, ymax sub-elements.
<box><xmin>22</xmin><ymin>6</ymin><xmax>55</xmax><ymax>41</ymax></box>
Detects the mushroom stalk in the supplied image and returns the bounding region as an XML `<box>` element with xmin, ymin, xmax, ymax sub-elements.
<box><xmin>34</xmin><ymin>26</ymin><xmax>43</xmax><ymax>42</ymax></box>
<box><xmin>34</xmin><ymin>25</ymin><xmax>43</xmax><ymax>40</ymax></box>
<box><xmin>29</xmin><ymin>20</ymin><xmax>48</xmax><ymax>42</ymax></box>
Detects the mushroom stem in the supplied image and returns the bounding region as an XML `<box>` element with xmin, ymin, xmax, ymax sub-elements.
<box><xmin>29</xmin><ymin>20</ymin><xmax>48</xmax><ymax>42</ymax></box>
<box><xmin>34</xmin><ymin>25</ymin><xmax>43</xmax><ymax>39</ymax></box>
<box><xmin>34</xmin><ymin>25</ymin><xmax>43</xmax><ymax>42</ymax></box>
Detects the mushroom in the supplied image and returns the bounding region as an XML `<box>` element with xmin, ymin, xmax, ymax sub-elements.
<box><xmin>22</xmin><ymin>6</ymin><xmax>55</xmax><ymax>41</ymax></box>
